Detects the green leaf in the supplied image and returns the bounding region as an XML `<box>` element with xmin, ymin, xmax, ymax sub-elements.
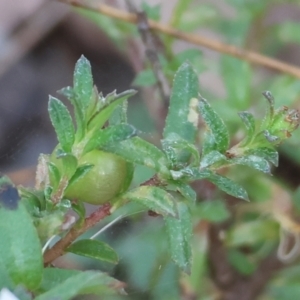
<box><xmin>121</xmin><ymin>186</ymin><xmax>176</xmax><ymax>217</ymax></box>
<box><xmin>178</xmin><ymin>4</ymin><xmax>217</xmax><ymax>32</ymax></box>
<box><xmin>36</xmin><ymin>270</ymin><xmax>125</xmax><ymax>299</ymax></box>
<box><xmin>163</xmin><ymin>62</ymin><xmax>199</xmax><ymax>143</ymax></box>
<box><xmin>231</xmin><ymin>155</ymin><xmax>271</xmax><ymax>174</ymax></box>
<box><xmin>170</xmin><ymin>167</ymin><xmax>196</xmax><ymax>181</ymax></box>
<box><xmin>38</xmin><ymin>268</ymin><xmax>79</xmax><ymax>292</ymax></box>
<box><xmin>200</xmin><ymin>150</ymin><xmax>227</xmax><ymax>169</ymax></box>
<box><xmin>84</xmin><ymin>124</ymin><xmax>137</xmax><ymax>154</ymax></box>
<box><xmin>170</xmin><ymin>0</ymin><xmax>193</xmax><ymax>28</ymax></box>
<box><xmin>226</xmin><ymin>219</ymin><xmax>278</xmax><ymax>247</ymax></box>
<box><xmin>73</xmin><ymin>55</ymin><xmax>93</xmax><ymax>113</ymax></box>
<box><xmin>109</xmin><ymin>99</ymin><xmax>128</xmax><ymax>125</ymax></box>
<box><xmin>55</xmin><ymin>150</ymin><xmax>78</xmax><ymax>179</ymax></box>
<box><xmin>48</xmin><ymin>97</ymin><xmax>75</xmax><ymax>153</ymax></box>
<box><xmin>141</xmin><ymin>1</ymin><xmax>161</xmax><ymax>21</ymax></box>
<box><xmin>47</xmin><ymin>162</ymin><xmax>61</xmax><ymax>190</ymax></box>
<box><xmin>164</xmin><ymin>201</ymin><xmax>192</xmax><ymax>274</ymax></box>
<box><xmin>87</xmin><ymin>89</ymin><xmax>136</xmax><ymax>131</ymax></box>
<box><xmin>199</xmin><ymin>97</ymin><xmax>229</xmax><ymax>153</ymax></box>
<box><xmin>238</xmin><ymin>111</ymin><xmax>255</xmax><ymax>145</ymax></box>
<box><xmin>0</xmin><ymin>259</ymin><xmax>14</xmax><ymax>289</ymax></box>
<box><xmin>58</xmin><ymin>87</ymin><xmax>85</xmax><ymax>141</ymax></box>
<box><xmin>192</xmin><ymin>169</ymin><xmax>249</xmax><ymax>201</ymax></box>
<box><xmin>133</xmin><ymin>69</ymin><xmax>156</xmax><ymax>87</ymax></box>
<box><xmin>68</xmin><ymin>164</ymin><xmax>94</xmax><ymax>188</ymax></box>
<box><xmin>103</xmin><ymin>137</ymin><xmax>170</xmax><ymax>176</ymax></box>
<box><xmin>201</xmin><ymin>131</ymin><xmax>217</xmax><ymax>156</ymax></box>
<box><xmin>195</xmin><ymin>199</ymin><xmax>230</xmax><ymax>222</ymax></box>
<box><xmin>167</xmin><ymin>49</ymin><xmax>203</xmax><ymax>75</ymax></box>
<box><xmin>227</xmin><ymin>249</ymin><xmax>256</xmax><ymax>275</ymax></box>
<box><xmin>0</xmin><ymin>179</ymin><xmax>43</xmax><ymax>290</ymax></box>
<box><xmin>221</xmin><ymin>56</ymin><xmax>251</xmax><ymax>110</ymax></box>
<box><xmin>162</xmin><ymin>133</ymin><xmax>200</xmax><ymax>168</ymax></box>
<box><xmin>245</xmin><ymin>147</ymin><xmax>279</xmax><ymax>167</ymax></box>
<box><xmin>175</xmin><ymin>183</ymin><xmax>196</xmax><ymax>204</ymax></box>
<box><xmin>278</xmin><ymin>21</ymin><xmax>300</xmax><ymax>44</ymax></box>
<box><xmin>71</xmin><ymin>200</ymin><xmax>86</xmax><ymax>224</ymax></box>
<box><xmin>66</xmin><ymin>239</ymin><xmax>118</xmax><ymax>264</ymax></box>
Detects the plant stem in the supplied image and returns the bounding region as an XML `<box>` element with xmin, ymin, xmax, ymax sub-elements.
<box><xmin>58</xmin><ymin>0</ymin><xmax>300</xmax><ymax>79</ymax></box>
<box><xmin>43</xmin><ymin>203</ymin><xmax>111</xmax><ymax>265</ymax></box>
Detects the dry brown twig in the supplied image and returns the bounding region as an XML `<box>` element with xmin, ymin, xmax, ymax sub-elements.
<box><xmin>59</xmin><ymin>0</ymin><xmax>300</xmax><ymax>79</ymax></box>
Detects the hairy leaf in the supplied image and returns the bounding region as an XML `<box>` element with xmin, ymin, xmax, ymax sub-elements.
<box><xmin>199</xmin><ymin>97</ymin><xmax>229</xmax><ymax>153</ymax></box>
<box><xmin>164</xmin><ymin>201</ymin><xmax>192</xmax><ymax>274</ymax></box>
<box><xmin>84</xmin><ymin>124</ymin><xmax>137</xmax><ymax>154</ymax></box>
<box><xmin>73</xmin><ymin>55</ymin><xmax>93</xmax><ymax>114</ymax></box>
<box><xmin>163</xmin><ymin>62</ymin><xmax>199</xmax><ymax>143</ymax></box>
<box><xmin>48</xmin><ymin>97</ymin><xmax>75</xmax><ymax>153</ymax></box>
<box><xmin>121</xmin><ymin>186</ymin><xmax>176</xmax><ymax>217</ymax></box>
<box><xmin>103</xmin><ymin>137</ymin><xmax>170</xmax><ymax>176</ymax></box>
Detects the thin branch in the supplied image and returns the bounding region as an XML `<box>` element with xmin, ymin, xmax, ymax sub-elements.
<box><xmin>43</xmin><ymin>174</ymin><xmax>163</xmax><ymax>265</ymax></box>
<box><xmin>43</xmin><ymin>203</ymin><xmax>111</xmax><ymax>265</ymax></box>
<box><xmin>135</xmin><ymin>10</ymin><xmax>170</xmax><ymax>104</ymax></box>
<box><xmin>58</xmin><ymin>0</ymin><xmax>300</xmax><ymax>79</ymax></box>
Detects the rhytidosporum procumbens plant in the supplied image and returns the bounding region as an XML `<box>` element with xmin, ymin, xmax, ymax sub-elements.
<box><xmin>0</xmin><ymin>55</ymin><xmax>299</xmax><ymax>299</ymax></box>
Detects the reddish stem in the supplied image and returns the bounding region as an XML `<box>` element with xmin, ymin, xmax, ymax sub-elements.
<box><xmin>43</xmin><ymin>203</ymin><xmax>111</xmax><ymax>265</ymax></box>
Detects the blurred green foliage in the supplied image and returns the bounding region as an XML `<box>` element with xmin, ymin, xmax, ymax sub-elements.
<box><xmin>73</xmin><ymin>0</ymin><xmax>300</xmax><ymax>299</ymax></box>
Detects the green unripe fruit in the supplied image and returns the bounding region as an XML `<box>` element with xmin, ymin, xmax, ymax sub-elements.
<box><xmin>52</xmin><ymin>149</ymin><xmax>133</xmax><ymax>205</ymax></box>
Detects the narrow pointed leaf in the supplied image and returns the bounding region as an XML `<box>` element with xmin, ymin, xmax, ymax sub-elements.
<box><xmin>66</xmin><ymin>239</ymin><xmax>118</xmax><ymax>264</ymax></box>
<box><xmin>47</xmin><ymin>162</ymin><xmax>61</xmax><ymax>190</ymax></box>
<box><xmin>199</xmin><ymin>97</ymin><xmax>229</xmax><ymax>153</ymax></box>
<box><xmin>231</xmin><ymin>155</ymin><xmax>271</xmax><ymax>174</ymax></box>
<box><xmin>171</xmin><ymin>167</ymin><xmax>209</xmax><ymax>181</ymax></box>
<box><xmin>0</xmin><ymin>178</ymin><xmax>43</xmax><ymax>290</ymax></box>
<box><xmin>164</xmin><ymin>202</ymin><xmax>192</xmax><ymax>274</ymax></box>
<box><xmin>245</xmin><ymin>147</ymin><xmax>278</xmax><ymax>167</ymax></box>
<box><xmin>48</xmin><ymin>97</ymin><xmax>75</xmax><ymax>153</ymax></box>
<box><xmin>84</xmin><ymin>124</ymin><xmax>137</xmax><ymax>154</ymax></box>
<box><xmin>238</xmin><ymin>111</ymin><xmax>256</xmax><ymax>145</ymax></box>
<box><xmin>103</xmin><ymin>137</ymin><xmax>170</xmax><ymax>176</ymax></box>
<box><xmin>192</xmin><ymin>169</ymin><xmax>249</xmax><ymax>201</ymax></box>
<box><xmin>36</xmin><ymin>270</ymin><xmax>125</xmax><ymax>299</ymax></box>
<box><xmin>162</xmin><ymin>134</ymin><xmax>200</xmax><ymax>168</ymax></box>
<box><xmin>176</xmin><ymin>183</ymin><xmax>197</xmax><ymax>204</ymax></box>
<box><xmin>54</xmin><ymin>151</ymin><xmax>78</xmax><ymax>179</ymax></box>
<box><xmin>109</xmin><ymin>100</ymin><xmax>128</xmax><ymax>125</ymax></box>
<box><xmin>200</xmin><ymin>150</ymin><xmax>227</xmax><ymax>169</ymax></box>
<box><xmin>209</xmin><ymin>173</ymin><xmax>249</xmax><ymax>201</ymax></box>
<box><xmin>201</xmin><ymin>131</ymin><xmax>217</xmax><ymax>156</ymax></box>
<box><xmin>121</xmin><ymin>186</ymin><xmax>176</xmax><ymax>217</ymax></box>
<box><xmin>68</xmin><ymin>164</ymin><xmax>94</xmax><ymax>187</ymax></box>
<box><xmin>163</xmin><ymin>62</ymin><xmax>199</xmax><ymax>143</ymax></box>
<box><xmin>58</xmin><ymin>87</ymin><xmax>85</xmax><ymax>140</ymax></box>
<box><xmin>88</xmin><ymin>89</ymin><xmax>136</xmax><ymax>130</ymax></box>
<box><xmin>73</xmin><ymin>55</ymin><xmax>93</xmax><ymax>112</ymax></box>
